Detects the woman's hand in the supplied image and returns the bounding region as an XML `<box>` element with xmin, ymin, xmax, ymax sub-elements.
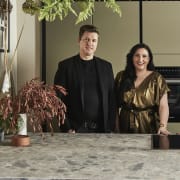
<box><xmin>158</xmin><ymin>93</ymin><xmax>170</xmax><ymax>135</ymax></box>
<box><xmin>157</xmin><ymin>127</ymin><xmax>171</xmax><ymax>135</ymax></box>
<box><xmin>68</xmin><ymin>129</ymin><xmax>75</xmax><ymax>133</ymax></box>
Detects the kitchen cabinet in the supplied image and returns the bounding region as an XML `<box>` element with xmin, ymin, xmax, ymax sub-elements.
<box><xmin>168</xmin><ymin>123</ymin><xmax>180</xmax><ymax>133</ymax></box>
<box><xmin>45</xmin><ymin>1</ymin><xmax>180</xmax><ymax>85</ymax></box>
<box><xmin>93</xmin><ymin>2</ymin><xmax>139</xmax><ymax>75</ymax></box>
<box><xmin>143</xmin><ymin>1</ymin><xmax>180</xmax><ymax>66</ymax></box>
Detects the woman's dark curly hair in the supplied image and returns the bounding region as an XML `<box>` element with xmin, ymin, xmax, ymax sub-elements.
<box><xmin>117</xmin><ymin>43</ymin><xmax>155</xmax><ymax>106</ymax></box>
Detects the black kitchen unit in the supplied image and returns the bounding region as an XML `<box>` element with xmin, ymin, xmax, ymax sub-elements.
<box><xmin>155</xmin><ymin>66</ymin><xmax>180</xmax><ymax>122</ymax></box>
<box><xmin>152</xmin><ymin>134</ymin><xmax>180</xmax><ymax>149</ymax></box>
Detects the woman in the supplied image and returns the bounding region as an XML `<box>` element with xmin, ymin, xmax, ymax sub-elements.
<box><xmin>115</xmin><ymin>43</ymin><xmax>170</xmax><ymax>134</ymax></box>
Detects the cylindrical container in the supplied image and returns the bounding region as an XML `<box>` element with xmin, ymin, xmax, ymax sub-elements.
<box><xmin>18</xmin><ymin>113</ymin><xmax>27</xmax><ymax>135</ymax></box>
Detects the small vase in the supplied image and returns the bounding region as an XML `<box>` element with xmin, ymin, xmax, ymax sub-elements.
<box><xmin>18</xmin><ymin>113</ymin><xmax>27</xmax><ymax>135</ymax></box>
<box><xmin>0</xmin><ymin>70</ymin><xmax>16</xmax><ymax>98</ymax></box>
<box><xmin>11</xmin><ymin>135</ymin><xmax>30</xmax><ymax>147</ymax></box>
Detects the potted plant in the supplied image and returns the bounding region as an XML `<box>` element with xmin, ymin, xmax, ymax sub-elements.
<box><xmin>22</xmin><ymin>0</ymin><xmax>121</xmax><ymax>23</ymax></box>
<box><xmin>0</xmin><ymin>93</ymin><xmax>13</xmax><ymax>142</ymax></box>
<box><xmin>0</xmin><ymin>78</ymin><xmax>67</xmax><ymax>146</ymax></box>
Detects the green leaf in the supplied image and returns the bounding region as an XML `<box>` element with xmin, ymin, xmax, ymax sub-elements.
<box><xmin>22</xmin><ymin>0</ymin><xmax>122</xmax><ymax>23</ymax></box>
<box><xmin>105</xmin><ymin>0</ymin><xmax>122</xmax><ymax>17</ymax></box>
<box><xmin>76</xmin><ymin>0</ymin><xmax>95</xmax><ymax>24</ymax></box>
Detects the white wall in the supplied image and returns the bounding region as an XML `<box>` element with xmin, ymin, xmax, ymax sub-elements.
<box><xmin>16</xmin><ymin>1</ymin><xmax>41</xmax><ymax>90</ymax></box>
<box><xmin>9</xmin><ymin>0</ymin><xmax>17</xmax><ymax>88</ymax></box>
<box><xmin>0</xmin><ymin>0</ymin><xmax>17</xmax><ymax>90</ymax></box>
<box><xmin>143</xmin><ymin>1</ymin><xmax>180</xmax><ymax>66</ymax></box>
<box><xmin>1</xmin><ymin>1</ymin><xmax>41</xmax><ymax>92</ymax></box>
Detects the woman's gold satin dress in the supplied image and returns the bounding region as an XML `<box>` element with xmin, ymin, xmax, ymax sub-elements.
<box><xmin>115</xmin><ymin>71</ymin><xmax>170</xmax><ymax>133</ymax></box>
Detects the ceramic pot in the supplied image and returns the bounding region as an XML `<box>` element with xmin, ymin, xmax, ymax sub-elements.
<box><xmin>18</xmin><ymin>113</ymin><xmax>27</xmax><ymax>135</ymax></box>
<box><xmin>11</xmin><ymin>135</ymin><xmax>30</xmax><ymax>147</ymax></box>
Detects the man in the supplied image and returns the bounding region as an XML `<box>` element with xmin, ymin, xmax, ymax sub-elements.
<box><xmin>54</xmin><ymin>24</ymin><xmax>115</xmax><ymax>133</ymax></box>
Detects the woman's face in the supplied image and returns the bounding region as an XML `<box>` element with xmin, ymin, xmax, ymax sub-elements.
<box><xmin>132</xmin><ymin>48</ymin><xmax>150</xmax><ymax>72</ymax></box>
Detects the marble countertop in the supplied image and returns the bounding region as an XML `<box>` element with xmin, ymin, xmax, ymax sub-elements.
<box><xmin>0</xmin><ymin>133</ymin><xmax>180</xmax><ymax>180</ymax></box>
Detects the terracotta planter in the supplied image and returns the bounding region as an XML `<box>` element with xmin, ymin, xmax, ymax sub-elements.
<box><xmin>11</xmin><ymin>135</ymin><xmax>30</xmax><ymax>147</ymax></box>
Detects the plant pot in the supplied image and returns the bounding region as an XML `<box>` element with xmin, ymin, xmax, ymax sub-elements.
<box><xmin>11</xmin><ymin>135</ymin><xmax>30</xmax><ymax>147</ymax></box>
<box><xmin>18</xmin><ymin>113</ymin><xmax>27</xmax><ymax>135</ymax></box>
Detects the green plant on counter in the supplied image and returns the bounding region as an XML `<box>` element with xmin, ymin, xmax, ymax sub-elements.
<box><xmin>22</xmin><ymin>0</ymin><xmax>122</xmax><ymax>23</ymax></box>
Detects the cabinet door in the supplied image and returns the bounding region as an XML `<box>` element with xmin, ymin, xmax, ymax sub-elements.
<box><xmin>143</xmin><ymin>1</ymin><xmax>180</xmax><ymax>66</ymax></box>
<box><xmin>94</xmin><ymin>2</ymin><xmax>139</xmax><ymax>75</ymax></box>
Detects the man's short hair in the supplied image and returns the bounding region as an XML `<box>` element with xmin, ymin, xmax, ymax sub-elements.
<box><xmin>79</xmin><ymin>24</ymin><xmax>99</xmax><ymax>40</ymax></box>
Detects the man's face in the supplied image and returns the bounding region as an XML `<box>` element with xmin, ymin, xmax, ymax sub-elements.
<box><xmin>79</xmin><ymin>31</ymin><xmax>98</xmax><ymax>57</ymax></box>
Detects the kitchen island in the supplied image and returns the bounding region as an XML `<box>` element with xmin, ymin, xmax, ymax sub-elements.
<box><xmin>0</xmin><ymin>133</ymin><xmax>180</xmax><ymax>180</ymax></box>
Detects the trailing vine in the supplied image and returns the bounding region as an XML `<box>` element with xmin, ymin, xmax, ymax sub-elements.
<box><xmin>22</xmin><ymin>0</ymin><xmax>121</xmax><ymax>24</ymax></box>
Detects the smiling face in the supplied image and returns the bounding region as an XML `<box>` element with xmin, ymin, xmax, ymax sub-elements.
<box><xmin>132</xmin><ymin>48</ymin><xmax>150</xmax><ymax>72</ymax></box>
<box><xmin>79</xmin><ymin>31</ymin><xmax>99</xmax><ymax>60</ymax></box>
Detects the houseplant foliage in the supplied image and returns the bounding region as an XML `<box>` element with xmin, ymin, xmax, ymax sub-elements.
<box><xmin>22</xmin><ymin>0</ymin><xmax>122</xmax><ymax>23</ymax></box>
<box><xmin>0</xmin><ymin>78</ymin><xmax>67</xmax><ymax>134</ymax></box>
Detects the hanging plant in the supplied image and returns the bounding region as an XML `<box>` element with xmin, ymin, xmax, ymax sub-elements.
<box><xmin>22</xmin><ymin>0</ymin><xmax>122</xmax><ymax>24</ymax></box>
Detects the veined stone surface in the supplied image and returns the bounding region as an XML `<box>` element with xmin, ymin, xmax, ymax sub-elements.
<box><xmin>0</xmin><ymin>133</ymin><xmax>180</xmax><ymax>180</ymax></box>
